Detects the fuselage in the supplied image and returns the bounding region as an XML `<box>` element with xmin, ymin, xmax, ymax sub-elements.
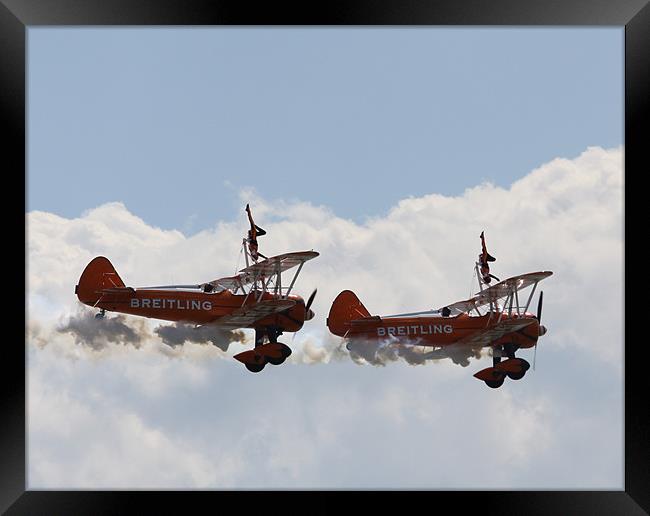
<box><xmin>79</xmin><ymin>288</ymin><xmax>308</xmax><ymax>331</ymax></box>
<box><xmin>340</xmin><ymin>311</ymin><xmax>540</xmax><ymax>349</ymax></box>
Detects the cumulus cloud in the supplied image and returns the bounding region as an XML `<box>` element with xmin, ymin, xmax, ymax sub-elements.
<box><xmin>26</xmin><ymin>145</ymin><xmax>623</xmax><ymax>489</ymax></box>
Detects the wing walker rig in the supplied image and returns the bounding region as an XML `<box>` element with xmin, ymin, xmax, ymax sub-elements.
<box><xmin>75</xmin><ymin>205</ymin><xmax>318</xmax><ymax>373</ymax></box>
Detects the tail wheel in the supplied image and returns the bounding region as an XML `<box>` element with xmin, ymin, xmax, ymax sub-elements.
<box><xmin>245</xmin><ymin>362</ymin><xmax>266</xmax><ymax>373</ymax></box>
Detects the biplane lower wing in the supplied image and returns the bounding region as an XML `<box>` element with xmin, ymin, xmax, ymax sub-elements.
<box><xmin>453</xmin><ymin>317</ymin><xmax>536</xmax><ymax>347</ymax></box>
<box><xmin>212</xmin><ymin>299</ymin><xmax>296</xmax><ymax>328</ymax></box>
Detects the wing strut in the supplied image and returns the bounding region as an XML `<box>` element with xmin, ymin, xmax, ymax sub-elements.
<box><xmin>284</xmin><ymin>262</ymin><xmax>304</xmax><ymax>298</ymax></box>
<box><xmin>524</xmin><ymin>281</ymin><xmax>538</xmax><ymax>314</ymax></box>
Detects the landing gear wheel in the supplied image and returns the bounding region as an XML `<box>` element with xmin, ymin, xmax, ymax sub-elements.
<box><xmin>485</xmin><ymin>376</ymin><xmax>505</xmax><ymax>388</ymax></box>
<box><xmin>245</xmin><ymin>362</ymin><xmax>266</xmax><ymax>373</ymax></box>
<box><xmin>506</xmin><ymin>370</ymin><xmax>526</xmax><ymax>380</ymax></box>
<box><xmin>267</xmin><ymin>356</ymin><xmax>286</xmax><ymax>366</ymax></box>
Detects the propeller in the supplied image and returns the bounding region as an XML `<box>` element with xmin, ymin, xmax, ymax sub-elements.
<box><xmin>279</xmin><ymin>288</ymin><xmax>317</xmax><ymax>326</ymax></box>
<box><xmin>304</xmin><ymin>288</ymin><xmax>317</xmax><ymax>320</ymax></box>
<box><xmin>533</xmin><ymin>291</ymin><xmax>545</xmax><ymax>370</ymax></box>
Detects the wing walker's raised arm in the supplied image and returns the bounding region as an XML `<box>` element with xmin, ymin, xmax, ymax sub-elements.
<box><xmin>244</xmin><ymin>203</ymin><xmax>267</xmax><ymax>264</ymax></box>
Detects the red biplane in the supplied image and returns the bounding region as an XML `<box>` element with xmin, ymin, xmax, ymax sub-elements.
<box><xmin>75</xmin><ymin>205</ymin><xmax>318</xmax><ymax>372</ymax></box>
<box><xmin>327</xmin><ymin>233</ymin><xmax>552</xmax><ymax>388</ymax></box>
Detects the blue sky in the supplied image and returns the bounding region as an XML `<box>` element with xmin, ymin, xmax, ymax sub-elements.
<box><xmin>28</xmin><ymin>27</ymin><xmax>622</xmax><ymax>232</ymax></box>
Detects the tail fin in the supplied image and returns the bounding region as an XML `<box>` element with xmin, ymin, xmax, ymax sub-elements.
<box><xmin>75</xmin><ymin>256</ymin><xmax>126</xmax><ymax>306</ymax></box>
<box><xmin>326</xmin><ymin>290</ymin><xmax>371</xmax><ymax>336</ymax></box>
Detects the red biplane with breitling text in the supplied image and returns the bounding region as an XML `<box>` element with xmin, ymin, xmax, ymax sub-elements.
<box><xmin>75</xmin><ymin>205</ymin><xmax>318</xmax><ymax>373</ymax></box>
<box><xmin>327</xmin><ymin>232</ymin><xmax>552</xmax><ymax>388</ymax></box>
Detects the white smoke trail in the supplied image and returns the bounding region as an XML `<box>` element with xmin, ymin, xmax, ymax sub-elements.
<box><xmin>48</xmin><ymin>305</ymin><xmax>489</xmax><ymax>368</ymax></box>
<box><xmin>46</xmin><ymin>306</ymin><xmax>249</xmax><ymax>355</ymax></box>
<box><xmin>344</xmin><ymin>336</ymin><xmax>488</xmax><ymax>367</ymax></box>
<box><xmin>287</xmin><ymin>330</ymin><xmax>488</xmax><ymax>367</ymax></box>
<box><xmin>154</xmin><ymin>322</ymin><xmax>247</xmax><ymax>351</ymax></box>
<box><xmin>56</xmin><ymin>307</ymin><xmax>149</xmax><ymax>351</ymax></box>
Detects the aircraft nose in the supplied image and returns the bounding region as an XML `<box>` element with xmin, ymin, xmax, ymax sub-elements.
<box><xmin>305</xmin><ymin>309</ymin><xmax>315</xmax><ymax>321</ymax></box>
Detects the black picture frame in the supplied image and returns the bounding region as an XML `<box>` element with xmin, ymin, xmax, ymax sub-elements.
<box><xmin>6</xmin><ymin>0</ymin><xmax>648</xmax><ymax>513</ymax></box>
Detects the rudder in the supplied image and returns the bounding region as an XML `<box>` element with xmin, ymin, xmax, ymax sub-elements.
<box><xmin>326</xmin><ymin>290</ymin><xmax>371</xmax><ymax>336</ymax></box>
<box><xmin>75</xmin><ymin>256</ymin><xmax>126</xmax><ymax>306</ymax></box>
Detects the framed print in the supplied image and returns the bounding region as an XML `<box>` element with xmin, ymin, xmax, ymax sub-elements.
<box><xmin>6</xmin><ymin>0</ymin><xmax>649</xmax><ymax>513</ymax></box>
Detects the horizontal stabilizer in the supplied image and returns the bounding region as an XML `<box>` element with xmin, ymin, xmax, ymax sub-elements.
<box><xmin>350</xmin><ymin>315</ymin><xmax>381</xmax><ymax>325</ymax></box>
<box><xmin>100</xmin><ymin>287</ymin><xmax>136</xmax><ymax>294</ymax></box>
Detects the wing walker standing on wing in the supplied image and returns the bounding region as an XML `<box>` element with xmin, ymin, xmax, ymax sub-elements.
<box><xmin>75</xmin><ymin>205</ymin><xmax>319</xmax><ymax>373</ymax></box>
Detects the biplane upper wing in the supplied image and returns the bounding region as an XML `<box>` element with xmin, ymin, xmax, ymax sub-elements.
<box><xmin>438</xmin><ymin>271</ymin><xmax>553</xmax><ymax>314</ymax></box>
<box><xmin>208</xmin><ymin>274</ymin><xmax>246</xmax><ymax>292</ymax></box>
<box><xmin>211</xmin><ymin>299</ymin><xmax>297</xmax><ymax>328</ymax></box>
<box><xmin>238</xmin><ymin>251</ymin><xmax>319</xmax><ymax>279</ymax></box>
<box><xmin>443</xmin><ymin>299</ymin><xmax>480</xmax><ymax>315</ymax></box>
<box><xmin>205</xmin><ymin>251</ymin><xmax>319</xmax><ymax>290</ymax></box>
<box><xmin>472</xmin><ymin>271</ymin><xmax>553</xmax><ymax>306</ymax></box>
<box><xmin>453</xmin><ymin>317</ymin><xmax>537</xmax><ymax>347</ymax></box>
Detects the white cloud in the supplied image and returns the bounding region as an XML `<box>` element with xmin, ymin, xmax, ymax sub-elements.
<box><xmin>26</xmin><ymin>145</ymin><xmax>623</xmax><ymax>489</ymax></box>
